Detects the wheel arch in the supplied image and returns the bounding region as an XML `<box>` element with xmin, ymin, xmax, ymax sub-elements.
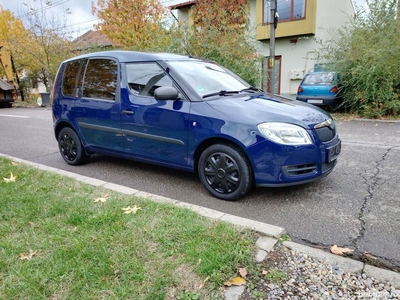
<box><xmin>193</xmin><ymin>137</ymin><xmax>255</xmax><ymax>179</ymax></box>
<box><xmin>54</xmin><ymin>121</ymin><xmax>76</xmax><ymax>140</ymax></box>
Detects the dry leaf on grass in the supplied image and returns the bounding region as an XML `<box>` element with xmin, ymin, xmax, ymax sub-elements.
<box><xmin>3</xmin><ymin>172</ymin><xmax>17</xmax><ymax>183</ymax></box>
<box><xmin>198</xmin><ymin>276</ymin><xmax>209</xmax><ymax>289</ymax></box>
<box><xmin>94</xmin><ymin>194</ymin><xmax>109</xmax><ymax>203</ymax></box>
<box><xmin>238</xmin><ymin>267</ymin><xmax>247</xmax><ymax>278</ymax></box>
<box><xmin>330</xmin><ymin>244</ymin><xmax>354</xmax><ymax>256</ymax></box>
<box><xmin>122</xmin><ymin>205</ymin><xmax>141</xmax><ymax>214</ymax></box>
<box><xmin>19</xmin><ymin>250</ymin><xmax>38</xmax><ymax>260</ymax></box>
<box><xmin>224</xmin><ymin>277</ymin><xmax>246</xmax><ymax>286</ymax></box>
<box><xmin>93</xmin><ymin>197</ymin><xmax>107</xmax><ymax>203</ymax></box>
<box><xmin>262</xmin><ymin>269</ymin><xmax>268</xmax><ymax>275</ymax></box>
<box><xmin>11</xmin><ymin>161</ymin><xmax>20</xmax><ymax>166</ymax></box>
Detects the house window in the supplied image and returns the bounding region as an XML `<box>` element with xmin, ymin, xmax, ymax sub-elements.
<box><xmin>263</xmin><ymin>0</ymin><xmax>306</xmax><ymax>23</ymax></box>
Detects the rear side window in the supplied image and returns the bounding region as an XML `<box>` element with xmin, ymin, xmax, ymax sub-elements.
<box><xmin>62</xmin><ymin>59</ymin><xmax>83</xmax><ymax>97</ymax></box>
<box><xmin>83</xmin><ymin>59</ymin><xmax>118</xmax><ymax>100</ymax></box>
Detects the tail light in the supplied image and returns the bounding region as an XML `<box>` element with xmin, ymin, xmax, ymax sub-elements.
<box><xmin>297</xmin><ymin>86</ymin><xmax>303</xmax><ymax>93</ymax></box>
<box><xmin>330</xmin><ymin>86</ymin><xmax>338</xmax><ymax>93</ymax></box>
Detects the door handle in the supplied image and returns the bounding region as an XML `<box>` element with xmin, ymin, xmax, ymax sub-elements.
<box><xmin>122</xmin><ymin>110</ymin><xmax>134</xmax><ymax>115</ymax></box>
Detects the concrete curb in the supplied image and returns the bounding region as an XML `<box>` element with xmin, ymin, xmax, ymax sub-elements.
<box><xmin>0</xmin><ymin>153</ymin><xmax>285</xmax><ymax>239</ymax></box>
<box><xmin>1</xmin><ymin>153</ymin><xmax>399</xmax><ymax>291</ymax></box>
<box><xmin>283</xmin><ymin>241</ymin><xmax>400</xmax><ymax>289</ymax></box>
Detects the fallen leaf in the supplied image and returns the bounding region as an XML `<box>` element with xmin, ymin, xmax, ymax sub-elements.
<box><xmin>363</xmin><ymin>252</ymin><xmax>377</xmax><ymax>260</ymax></box>
<box><xmin>199</xmin><ymin>276</ymin><xmax>209</xmax><ymax>289</ymax></box>
<box><xmin>262</xmin><ymin>269</ymin><xmax>268</xmax><ymax>275</ymax></box>
<box><xmin>224</xmin><ymin>277</ymin><xmax>246</xmax><ymax>286</ymax></box>
<box><xmin>94</xmin><ymin>194</ymin><xmax>109</xmax><ymax>203</ymax></box>
<box><xmin>11</xmin><ymin>161</ymin><xmax>20</xmax><ymax>166</ymax></box>
<box><xmin>19</xmin><ymin>249</ymin><xmax>38</xmax><ymax>260</ymax></box>
<box><xmin>330</xmin><ymin>244</ymin><xmax>354</xmax><ymax>256</ymax></box>
<box><xmin>238</xmin><ymin>267</ymin><xmax>247</xmax><ymax>278</ymax></box>
<box><xmin>3</xmin><ymin>172</ymin><xmax>17</xmax><ymax>183</ymax></box>
<box><xmin>94</xmin><ymin>197</ymin><xmax>107</xmax><ymax>203</ymax></box>
<box><xmin>122</xmin><ymin>205</ymin><xmax>141</xmax><ymax>214</ymax></box>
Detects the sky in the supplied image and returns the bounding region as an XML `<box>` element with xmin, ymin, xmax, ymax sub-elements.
<box><xmin>0</xmin><ymin>0</ymin><xmax>367</xmax><ymax>38</ymax></box>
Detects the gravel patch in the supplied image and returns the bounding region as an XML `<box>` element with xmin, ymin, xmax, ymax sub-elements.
<box><xmin>240</xmin><ymin>243</ymin><xmax>400</xmax><ymax>299</ymax></box>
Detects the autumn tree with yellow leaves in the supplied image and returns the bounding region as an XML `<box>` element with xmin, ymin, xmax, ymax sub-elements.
<box><xmin>0</xmin><ymin>8</ymin><xmax>27</xmax><ymax>75</ymax></box>
<box><xmin>0</xmin><ymin>2</ymin><xmax>75</xmax><ymax>94</ymax></box>
<box><xmin>16</xmin><ymin>2</ymin><xmax>75</xmax><ymax>92</ymax></box>
<box><xmin>186</xmin><ymin>0</ymin><xmax>260</xmax><ymax>86</ymax></box>
<box><xmin>92</xmin><ymin>0</ymin><xmax>173</xmax><ymax>51</ymax></box>
<box><xmin>92</xmin><ymin>0</ymin><xmax>260</xmax><ymax>86</ymax></box>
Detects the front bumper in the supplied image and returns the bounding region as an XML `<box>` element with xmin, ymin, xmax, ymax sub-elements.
<box><xmin>249</xmin><ymin>136</ymin><xmax>341</xmax><ymax>187</ymax></box>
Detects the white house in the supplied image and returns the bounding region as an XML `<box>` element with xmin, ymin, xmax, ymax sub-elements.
<box><xmin>170</xmin><ymin>0</ymin><xmax>355</xmax><ymax>95</ymax></box>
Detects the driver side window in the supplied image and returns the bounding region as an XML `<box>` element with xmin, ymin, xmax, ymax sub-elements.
<box><xmin>126</xmin><ymin>63</ymin><xmax>174</xmax><ymax>97</ymax></box>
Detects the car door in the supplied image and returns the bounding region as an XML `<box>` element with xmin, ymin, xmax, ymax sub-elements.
<box><xmin>73</xmin><ymin>57</ymin><xmax>123</xmax><ymax>152</ymax></box>
<box><xmin>121</xmin><ymin>62</ymin><xmax>190</xmax><ymax>168</ymax></box>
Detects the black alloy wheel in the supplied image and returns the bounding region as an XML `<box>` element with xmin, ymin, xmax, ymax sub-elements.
<box><xmin>198</xmin><ymin>144</ymin><xmax>252</xmax><ymax>201</ymax></box>
<box><xmin>58</xmin><ymin>127</ymin><xmax>88</xmax><ymax>165</ymax></box>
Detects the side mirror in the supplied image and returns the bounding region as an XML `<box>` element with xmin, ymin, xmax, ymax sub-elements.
<box><xmin>154</xmin><ymin>86</ymin><xmax>179</xmax><ymax>100</ymax></box>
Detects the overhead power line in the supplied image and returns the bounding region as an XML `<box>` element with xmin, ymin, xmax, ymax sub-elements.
<box><xmin>17</xmin><ymin>0</ymin><xmax>70</xmax><ymax>18</ymax></box>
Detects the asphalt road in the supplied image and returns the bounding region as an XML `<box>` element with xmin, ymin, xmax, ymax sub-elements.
<box><xmin>1</xmin><ymin>107</ymin><xmax>399</xmax><ymax>270</ymax></box>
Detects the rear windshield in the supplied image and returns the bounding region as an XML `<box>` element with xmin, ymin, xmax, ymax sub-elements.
<box><xmin>303</xmin><ymin>73</ymin><xmax>335</xmax><ymax>85</ymax></box>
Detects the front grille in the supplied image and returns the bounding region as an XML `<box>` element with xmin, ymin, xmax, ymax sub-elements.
<box><xmin>315</xmin><ymin>126</ymin><xmax>336</xmax><ymax>142</ymax></box>
<box><xmin>283</xmin><ymin>163</ymin><xmax>317</xmax><ymax>177</ymax></box>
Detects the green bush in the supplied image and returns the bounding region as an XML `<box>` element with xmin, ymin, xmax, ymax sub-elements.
<box><xmin>322</xmin><ymin>0</ymin><xmax>400</xmax><ymax>118</ymax></box>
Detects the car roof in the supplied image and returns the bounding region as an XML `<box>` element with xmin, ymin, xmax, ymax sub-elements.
<box><xmin>306</xmin><ymin>71</ymin><xmax>336</xmax><ymax>75</ymax></box>
<box><xmin>305</xmin><ymin>71</ymin><xmax>336</xmax><ymax>75</ymax></box>
<box><xmin>63</xmin><ymin>50</ymin><xmax>198</xmax><ymax>63</ymax></box>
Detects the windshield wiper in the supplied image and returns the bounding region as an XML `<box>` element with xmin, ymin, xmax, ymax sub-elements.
<box><xmin>202</xmin><ymin>87</ymin><xmax>263</xmax><ymax>99</ymax></box>
<box><xmin>240</xmin><ymin>86</ymin><xmax>263</xmax><ymax>93</ymax></box>
<box><xmin>202</xmin><ymin>90</ymin><xmax>240</xmax><ymax>99</ymax></box>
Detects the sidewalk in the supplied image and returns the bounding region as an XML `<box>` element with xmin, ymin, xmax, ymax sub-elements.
<box><xmin>1</xmin><ymin>152</ymin><xmax>399</xmax><ymax>299</ymax></box>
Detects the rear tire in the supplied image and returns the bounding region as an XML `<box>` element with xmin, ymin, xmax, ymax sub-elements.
<box><xmin>58</xmin><ymin>127</ymin><xmax>89</xmax><ymax>165</ymax></box>
<box><xmin>198</xmin><ymin>144</ymin><xmax>252</xmax><ymax>201</ymax></box>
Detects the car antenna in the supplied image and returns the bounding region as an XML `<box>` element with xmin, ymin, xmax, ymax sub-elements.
<box><xmin>169</xmin><ymin>9</ymin><xmax>193</xmax><ymax>58</ymax></box>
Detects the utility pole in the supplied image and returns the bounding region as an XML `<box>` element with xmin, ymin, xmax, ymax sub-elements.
<box><xmin>269</xmin><ymin>0</ymin><xmax>277</xmax><ymax>94</ymax></box>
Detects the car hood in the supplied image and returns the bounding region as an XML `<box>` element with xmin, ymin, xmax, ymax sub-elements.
<box><xmin>205</xmin><ymin>93</ymin><xmax>332</xmax><ymax>129</ymax></box>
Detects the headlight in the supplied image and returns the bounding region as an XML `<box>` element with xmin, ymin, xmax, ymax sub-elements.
<box><xmin>257</xmin><ymin>122</ymin><xmax>312</xmax><ymax>145</ymax></box>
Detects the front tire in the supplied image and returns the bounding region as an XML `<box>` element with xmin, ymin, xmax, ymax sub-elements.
<box><xmin>58</xmin><ymin>127</ymin><xmax>89</xmax><ymax>165</ymax></box>
<box><xmin>198</xmin><ymin>144</ymin><xmax>253</xmax><ymax>201</ymax></box>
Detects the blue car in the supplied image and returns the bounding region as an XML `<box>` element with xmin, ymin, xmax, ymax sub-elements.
<box><xmin>51</xmin><ymin>51</ymin><xmax>341</xmax><ymax>201</ymax></box>
<box><xmin>296</xmin><ymin>72</ymin><xmax>342</xmax><ymax>108</ymax></box>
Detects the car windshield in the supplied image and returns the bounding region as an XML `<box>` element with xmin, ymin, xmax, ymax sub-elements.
<box><xmin>303</xmin><ymin>72</ymin><xmax>335</xmax><ymax>85</ymax></box>
<box><xmin>167</xmin><ymin>60</ymin><xmax>249</xmax><ymax>98</ymax></box>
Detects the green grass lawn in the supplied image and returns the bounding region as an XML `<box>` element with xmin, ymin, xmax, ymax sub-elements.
<box><xmin>0</xmin><ymin>157</ymin><xmax>257</xmax><ymax>299</ymax></box>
